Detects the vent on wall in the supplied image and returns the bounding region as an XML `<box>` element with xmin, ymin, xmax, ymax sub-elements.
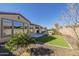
<box><xmin>18</xmin><ymin>16</ymin><xmax>20</xmax><ymax>19</ymax></box>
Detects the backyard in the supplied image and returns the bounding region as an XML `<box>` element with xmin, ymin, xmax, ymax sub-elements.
<box><xmin>1</xmin><ymin>3</ymin><xmax>79</xmax><ymax>56</ymax></box>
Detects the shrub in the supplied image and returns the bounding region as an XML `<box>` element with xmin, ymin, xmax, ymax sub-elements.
<box><xmin>52</xmin><ymin>29</ymin><xmax>62</xmax><ymax>35</ymax></box>
<box><xmin>5</xmin><ymin>33</ymin><xmax>35</xmax><ymax>51</ymax></box>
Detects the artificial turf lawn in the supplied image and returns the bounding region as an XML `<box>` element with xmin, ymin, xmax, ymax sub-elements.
<box><xmin>36</xmin><ymin>35</ymin><xmax>69</xmax><ymax>48</ymax></box>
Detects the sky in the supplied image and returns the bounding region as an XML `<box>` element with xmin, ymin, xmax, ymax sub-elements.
<box><xmin>0</xmin><ymin>3</ymin><xmax>67</xmax><ymax>29</ymax></box>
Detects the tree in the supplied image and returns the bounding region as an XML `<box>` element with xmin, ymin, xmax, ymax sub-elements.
<box><xmin>62</xmin><ymin>3</ymin><xmax>79</xmax><ymax>40</ymax></box>
<box><xmin>54</xmin><ymin>23</ymin><xmax>60</xmax><ymax>30</ymax></box>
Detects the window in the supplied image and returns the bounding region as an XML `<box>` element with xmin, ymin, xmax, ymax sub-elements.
<box><xmin>14</xmin><ymin>21</ymin><xmax>24</xmax><ymax>34</ymax></box>
<box><xmin>3</xmin><ymin>19</ymin><xmax>12</xmax><ymax>37</ymax></box>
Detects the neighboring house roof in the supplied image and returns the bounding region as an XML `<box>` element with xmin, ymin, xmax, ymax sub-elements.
<box><xmin>0</xmin><ymin>12</ymin><xmax>31</xmax><ymax>24</ymax></box>
<box><xmin>31</xmin><ymin>23</ymin><xmax>43</xmax><ymax>28</ymax></box>
<box><xmin>31</xmin><ymin>24</ymin><xmax>40</xmax><ymax>26</ymax></box>
<box><xmin>31</xmin><ymin>23</ymin><xmax>47</xmax><ymax>29</ymax></box>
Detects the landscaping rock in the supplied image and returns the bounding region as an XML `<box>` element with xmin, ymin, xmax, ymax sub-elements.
<box><xmin>30</xmin><ymin>47</ymin><xmax>54</xmax><ymax>56</ymax></box>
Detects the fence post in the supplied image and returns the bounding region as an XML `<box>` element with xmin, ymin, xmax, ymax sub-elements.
<box><xmin>1</xmin><ymin>18</ymin><xmax>3</xmax><ymax>38</ymax></box>
<box><xmin>12</xmin><ymin>20</ymin><xmax>14</xmax><ymax>36</ymax></box>
<box><xmin>23</xmin><ymin>23</ymin><xmax>25</xmax><ymax>33</ymax></box>
<box><xmin>27</xmin><ymin>23</ymin><xmax>30</xmax><ymax>35</ymax></box>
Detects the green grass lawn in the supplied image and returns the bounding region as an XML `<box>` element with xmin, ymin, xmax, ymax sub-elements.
<box><xmin>35</xmin><ymin>35</ymin><xmax>69</xmax><ymax>48</ymax></box>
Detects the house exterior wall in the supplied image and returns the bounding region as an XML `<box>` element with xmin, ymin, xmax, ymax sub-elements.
<box><xmin>0</xmin><ymin>14</ymin><xmax>30</xmax><ymax>24</ymax></box>
<box><xmin>48</xmin><ymin>30</ymin><xmax>54</xmax><ymax>35</ymax></box>
<box><xmin>0</xmin><ymin>13</ymin><xmax>31</xmax><ymax>39</ymax></box>
<box><xmin>0</xmin><ymin>12</ymin><xmax>47</xmax><ymax>43</ymax></box>
<box><xmin>30</xmin><ymin>24</ymin><xmax>47</xmax><ymax>34</ymax></box>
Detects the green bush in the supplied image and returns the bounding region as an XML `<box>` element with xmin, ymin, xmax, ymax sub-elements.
<box><xmin>5</xmin><ymin>33</ymin><xmax>35</xmax><ymax>51</ymax></box>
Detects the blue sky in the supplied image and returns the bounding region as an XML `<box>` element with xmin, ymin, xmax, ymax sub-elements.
<box><xmin>0</xmin><ymin>3</ymin><xmax>67</xmax><ymax>29</ymax></box>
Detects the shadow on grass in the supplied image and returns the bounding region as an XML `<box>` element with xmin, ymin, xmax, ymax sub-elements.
<box><xmin>33</xmin><ymin>35</ymin><xmax>57</xmax><ymax>44</ymax></box>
